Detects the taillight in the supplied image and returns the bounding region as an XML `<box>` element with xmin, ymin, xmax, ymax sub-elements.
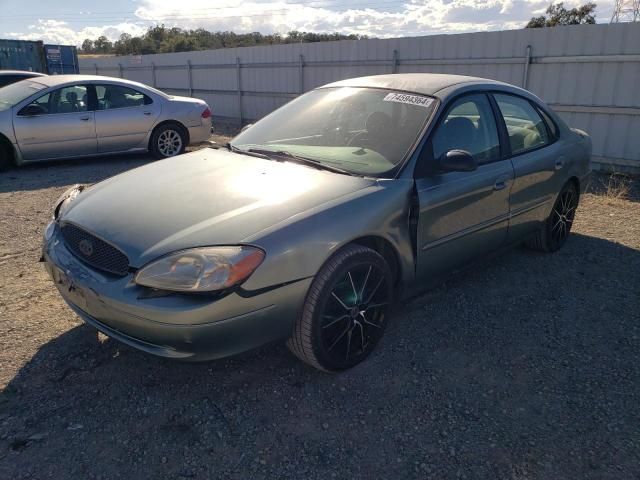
<box><xmin>201</xmin><ymin>107</ymin><xmax>212</xmax><ymax>119</ymax></box>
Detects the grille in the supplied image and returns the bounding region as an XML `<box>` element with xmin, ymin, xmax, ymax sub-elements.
<box><xmin>61</xmin><ymin>223</ymin><xmax>130</xmax><ymax>276</ymax></box>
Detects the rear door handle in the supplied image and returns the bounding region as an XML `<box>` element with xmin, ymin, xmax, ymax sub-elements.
<box><xmin>79</xmin><ymin>116</ymin><xmax>90</xmax><ymax>121</ymax></box>
<box><xmin>143</xmin><ymin>111</ymin><xmax>152</xmax><ymax>116</ymax></box>
<box><xmin>494</xmin><ymin>177</ymin><xmax>510</xmax><ymax>191</ymax></box>
<box><xmin>555</xmin><ymin>158</ymin><xmax>565</xmax><ymax>170</ymax></box>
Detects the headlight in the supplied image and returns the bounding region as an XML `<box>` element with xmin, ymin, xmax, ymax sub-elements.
<box><xmin>43</xmin><ymin>220</ymin><xmax>56</xmax><ymax>242</ymax></box>
<box><xmin>134</xmin><ymin>246</ymin><xmax>265</xmax><ymax>293</ymax></box>
<box><xmin>53</xmin><ymin>184</ymin><xmax>83</xmax><ymax>219</ymax></box>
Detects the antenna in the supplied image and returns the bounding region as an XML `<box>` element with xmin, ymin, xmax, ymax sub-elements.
<box><xmin>611</xmin><ymin>0</ymin><xmax>640</xmax><ymax>22</ymax></box>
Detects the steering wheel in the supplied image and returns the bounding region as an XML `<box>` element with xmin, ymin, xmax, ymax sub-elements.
<box><xmin>347</xmin><ymin>131</ymin><xmax>384</xmax><ymax>152</ymax></box>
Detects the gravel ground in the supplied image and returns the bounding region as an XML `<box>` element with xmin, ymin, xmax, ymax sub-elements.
<box><xmin>0</xmin><ymin>140</ymin><xmax>638</xmax><ymax>479</ymax></box>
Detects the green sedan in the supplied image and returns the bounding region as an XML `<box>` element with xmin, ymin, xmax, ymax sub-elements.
<box><xmin>43</xmin><ymin>74</ymin><xmax>592</xmax><ymax>372</ymax></box>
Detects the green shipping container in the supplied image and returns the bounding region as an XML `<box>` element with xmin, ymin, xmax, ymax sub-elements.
<box><xmin>0</xmin><ymin>39</ymin><xmax>47</xmax><ymax>73</ymax></box>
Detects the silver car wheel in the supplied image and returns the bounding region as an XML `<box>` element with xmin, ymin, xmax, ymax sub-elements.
<box><xmin>157</xmin><ymin>129</ymin><xmax>182</xmax><ymax>157</ymax></box>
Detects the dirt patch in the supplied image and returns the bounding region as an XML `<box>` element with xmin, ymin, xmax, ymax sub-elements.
<box><xmin>0</xmin><ymin>150</ymin><xmax>638</xmax><ymax>479</ymax></box>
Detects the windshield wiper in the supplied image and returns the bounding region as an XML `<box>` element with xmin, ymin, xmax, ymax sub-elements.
<box><xmin>247</xmin><ymin>148</ymin><xmax>355</xmax><ymax>176</ymax></box>
<box><xmin>224</xmin><ymin>142</ymin><xmax>270</xmax><ymax>159</ymax></box>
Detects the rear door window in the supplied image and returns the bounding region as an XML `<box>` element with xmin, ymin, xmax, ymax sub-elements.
<box><xmin>95</xmin><ymin>84</ymin><xmax>152</xmax><ymax>110</ymax></box>
<box><xmin>537</xmin><ymin>107</ymin><xmax>559</xmax><ymax>140</ymax></box>
<box><xmin>493</xmin><ymin>93</ymin><xmax>550</xmax><ymax>155</ymax></box>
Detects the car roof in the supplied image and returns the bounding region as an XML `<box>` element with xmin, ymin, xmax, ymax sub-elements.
<box><xmin>28</xmin><ymin>74</ymin><xmax>150</xmax><ymax>89</ymax></box>
<box><xmin>319</xmin><ymin>73</ymin><xmax>509</xmax><ymax>97</ymax></box>
<box><xmin>0</xmin><ymin>70</ymin><xmax>47</xmax><ymax>76</ymax></box>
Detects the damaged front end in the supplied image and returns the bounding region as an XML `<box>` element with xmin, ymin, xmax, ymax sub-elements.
<box><xmin>41</xmin><ymin>184</ymin><xmax>87</xmax><ymax>262</ymax></box>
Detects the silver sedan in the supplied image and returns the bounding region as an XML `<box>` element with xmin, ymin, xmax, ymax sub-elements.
<box><xmin>0</xmin><ymin>75</ymin><xmax>212</xmax><ymax>169</ymax></box>
<box><xmin>43</xmin><ymin>74</ymin><xmax>591</xmax><ymax>372</ymax></box>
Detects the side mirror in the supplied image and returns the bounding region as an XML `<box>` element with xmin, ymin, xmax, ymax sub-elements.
<box><xmin>18</xmin><ymin>104</ymin><xmax>46</xmax><ymax>117</ymax></box>
<box><xmin>240</xmin><ymin>123</ymin><xmax>253</xmax><ymax>133</ymax></box>
<box><xmin>438</xmin><ymin>149</ymin><xmax>477</xmax><ymax>172</ymax></box>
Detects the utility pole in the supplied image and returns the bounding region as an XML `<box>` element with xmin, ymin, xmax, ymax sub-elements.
<box><xmin>611</xmin><ymin>0</ymin><xmax>640</xmax><ymax>22</ymax></box>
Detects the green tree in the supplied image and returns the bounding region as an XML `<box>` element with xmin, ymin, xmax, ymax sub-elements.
<box><xmin>114</xmin><ymin>33</ymin><xmax>132</xmax><ymax>55</ymax></box>
<box><xmin>526</xmin><ymin>2</ymin><xmax>597</xmax><ymax>28</ymax></box>
<box><xmin>78</xmin><ymin>26</ymin><xmax>370</xmax><ymax>56</ymax></box>
<box><xmin>80</xmin><ymin>39</ymin><xmax>94</xmax><ymax>53</ymax></box>
<box><xmin>93</xmin><ymin>35</ymin><xmax>113</xmax><ymax>53</ymax></box>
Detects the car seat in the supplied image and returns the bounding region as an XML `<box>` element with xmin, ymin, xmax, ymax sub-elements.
<box><xmin>56</xmin><ymin>91</ymin><xmax>80</xmax><ymax>113</ymax></box>
<box><xmin>433</xmin><ymin>117</ymin><xmax>477</xmax><ymax>158</ymax></box>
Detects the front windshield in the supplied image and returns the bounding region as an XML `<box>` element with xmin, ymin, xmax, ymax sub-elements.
<box><xmin>231</xmin><ymin>87</ymin><xmax>436</xmax><ymax>177</ymax></box>
<box><xmin>0</xmin><ymin>81</ymin><xmax>47</xmax><ymax>111</ymax></box>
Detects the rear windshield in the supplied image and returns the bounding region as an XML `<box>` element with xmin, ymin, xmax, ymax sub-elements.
<box><xmin>0</xmin><ymin>81</ymin><xmax>47</xmax><ymax>111</ymax></box>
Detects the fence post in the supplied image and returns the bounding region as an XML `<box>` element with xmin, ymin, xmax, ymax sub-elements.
<box><xmin>299</xmin><ymin>54</ymin><xmax>305</xmax><ymax>94</ymax></box>
<box><xmin>187</xmin><ymin>60</ymin><xmax>193</xmax><ymax>97</ymax></box>
<box><xmin>118</xmin><ymin>63</ymin><xmax>123</xmax><ymax>78</ymax></box>
<box><xmin>236</xmin><ymin>56</ymin><xmax>243</xmax><ymax>125</ymax></box>
<box><xmin>94</xmin><ymin>63</ymin><xmax>98</xmax><ymax>75</ymax></box>
<box><xmin>392</xmin><ymin>49</ymin><xmax>399</xmax><ymax>74</ymax></box>
<box><xmin>151</xmin><ymin>62</ymin><xmax>157</xmax><ymax>87</ymax></box>
<box><xmin>522</xmin><ymin>45</ymin><xmax>532</xmax><ymax>89</ymax></box>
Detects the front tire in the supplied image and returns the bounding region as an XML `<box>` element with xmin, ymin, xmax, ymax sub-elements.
<box><xmin>287</xmin><ymin>244</ymin><xmax>393</xmax><ymax>372</ymax></box>
<box><xmin>150</xmin><ymin>123</ymin><xmax>187</xmax><ymax>159</ymax></box>
<box><xmin>0</xmin><ymin>141</ymin><xmax>14</xmax><ymax>172</ymax></box>
<box><xmin>526</xmin><ymin>181</ymin><xmax>579</xmax><ymax>252</ymax></box>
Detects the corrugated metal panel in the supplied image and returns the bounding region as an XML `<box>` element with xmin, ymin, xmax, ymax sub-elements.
<box><xmin>79</xmin><ymin>23</ymin><xmax>640</xmax><ymax>171</ymax></box>
<box><xmin>0</xmin><ymin>39</ymin><xmax>46</xmax><ymax>72</ymax></box>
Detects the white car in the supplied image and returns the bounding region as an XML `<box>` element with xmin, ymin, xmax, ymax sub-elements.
<box><xmin>0</xmin><ymin>75</ymin><xmax>212</xmax><ymax>169</ymax></box>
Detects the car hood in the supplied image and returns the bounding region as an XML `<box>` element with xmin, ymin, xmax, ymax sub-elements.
<box><xmin>62</xmin><ymin>148</ymin><xmax>375</xmax><ymax>267</ymax></box>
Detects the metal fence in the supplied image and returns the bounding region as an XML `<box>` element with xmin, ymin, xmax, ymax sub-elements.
<box><xmin>79</xmin><ymin>23</ymin><xmax>640</xmax><ymax>172</ymax></box>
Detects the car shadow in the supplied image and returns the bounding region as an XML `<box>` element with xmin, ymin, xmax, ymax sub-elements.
<box><xmin>0</xmin><ymin>153</ymin><xmax>154</xmax><ymax>194</ymax></box>
<box><xmin>1</xmin><ymin>233</ymin><xmax>639</xmax><ymax>479</ymax></box>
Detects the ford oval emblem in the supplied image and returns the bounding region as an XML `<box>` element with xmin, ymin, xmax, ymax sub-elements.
<box><xmin>78</xmin><ymin>239</ymin><xmax>94</xmax><ymax>257</ymax></box>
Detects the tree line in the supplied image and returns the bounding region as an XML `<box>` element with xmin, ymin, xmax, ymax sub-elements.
<box><xmin>80</xmin><ymin>26</ymin><xmax>368</xmax><ymax>55</ymax></box>
<box><xmin>79</xmin><ymin>3</ymin><xmax>598</xmax><ymax>56</ymax></box>
<box><xmin>526</xmin><ymin>2</ymin><xmax>596</xmax><ymax>28</ymax></box>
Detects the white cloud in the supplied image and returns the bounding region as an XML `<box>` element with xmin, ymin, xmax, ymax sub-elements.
<box><xmin>134</xmin><ymin>0</ymin><xmax>615</xmax><ymax>37</ymax></box>
<box><xmin>4</xmin><ymin>19</ymin><xmax>146</xmax><ymax>46</ymax></box>
<box><xmin>4</xmin><ymin>0</ymin><xmax>616</xmax><ymax>46</ymax></box>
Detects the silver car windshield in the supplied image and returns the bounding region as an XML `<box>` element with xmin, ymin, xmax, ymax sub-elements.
<box><xmin>0</xmin><ymin>81</ymin><xmax>47</xmax><ymax>111</ymax></box>
<box><xmin>231</xmin><ymin>87</ymin><xmax>436</xmax><ymax>177</ymax></box>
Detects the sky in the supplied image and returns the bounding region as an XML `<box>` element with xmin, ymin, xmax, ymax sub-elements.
<box><xmin>0</xmin><ymin>0</ymin><xmax>617</xmax><ymax>47</ymax></box>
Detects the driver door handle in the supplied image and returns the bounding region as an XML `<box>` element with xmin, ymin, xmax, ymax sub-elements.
<box><xmin>79</xmin><ymin>116</ymin><xmax>90</xmax><ymax>121</ymax></box>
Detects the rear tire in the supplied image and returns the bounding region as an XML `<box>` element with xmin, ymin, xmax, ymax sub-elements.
<box><xmin>150</xmin><ymin>123</ymin><xmax>187</xmax><ymax>159</ymax></box>
<box><xmin>526</xmin><ymin>181</ymin><xmax>579</xmax><ymax>252</ymax></box>
<box><xmin>287</xmin><ymin>244</ymin><xmax>393</xmax><ymax>372</ymax></box>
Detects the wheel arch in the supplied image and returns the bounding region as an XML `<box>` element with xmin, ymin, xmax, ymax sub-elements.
<box><xmin>348</xmin><ymin>235</ymin><xmax>402</xmax><ymax>290</ymax></box>
<box><xmin>148</xmin><ymin>120</ymin><xmax>190</xmax><ymax>151</ymax></box>
<box><xmin>567</xmin><ymin>176</ymin><xmax>580</xmax><ymax>198</ymax></box>
<box><xmin>0</xmin><ymin>133</ymin><xmax>17</xmax><ymax>168</ymax></box>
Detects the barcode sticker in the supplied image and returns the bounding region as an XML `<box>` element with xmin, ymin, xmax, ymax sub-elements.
<box><xmin>383</xmin><ymin>92</ymin><xmax>434</xmax><ymax>108</ymax></box>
